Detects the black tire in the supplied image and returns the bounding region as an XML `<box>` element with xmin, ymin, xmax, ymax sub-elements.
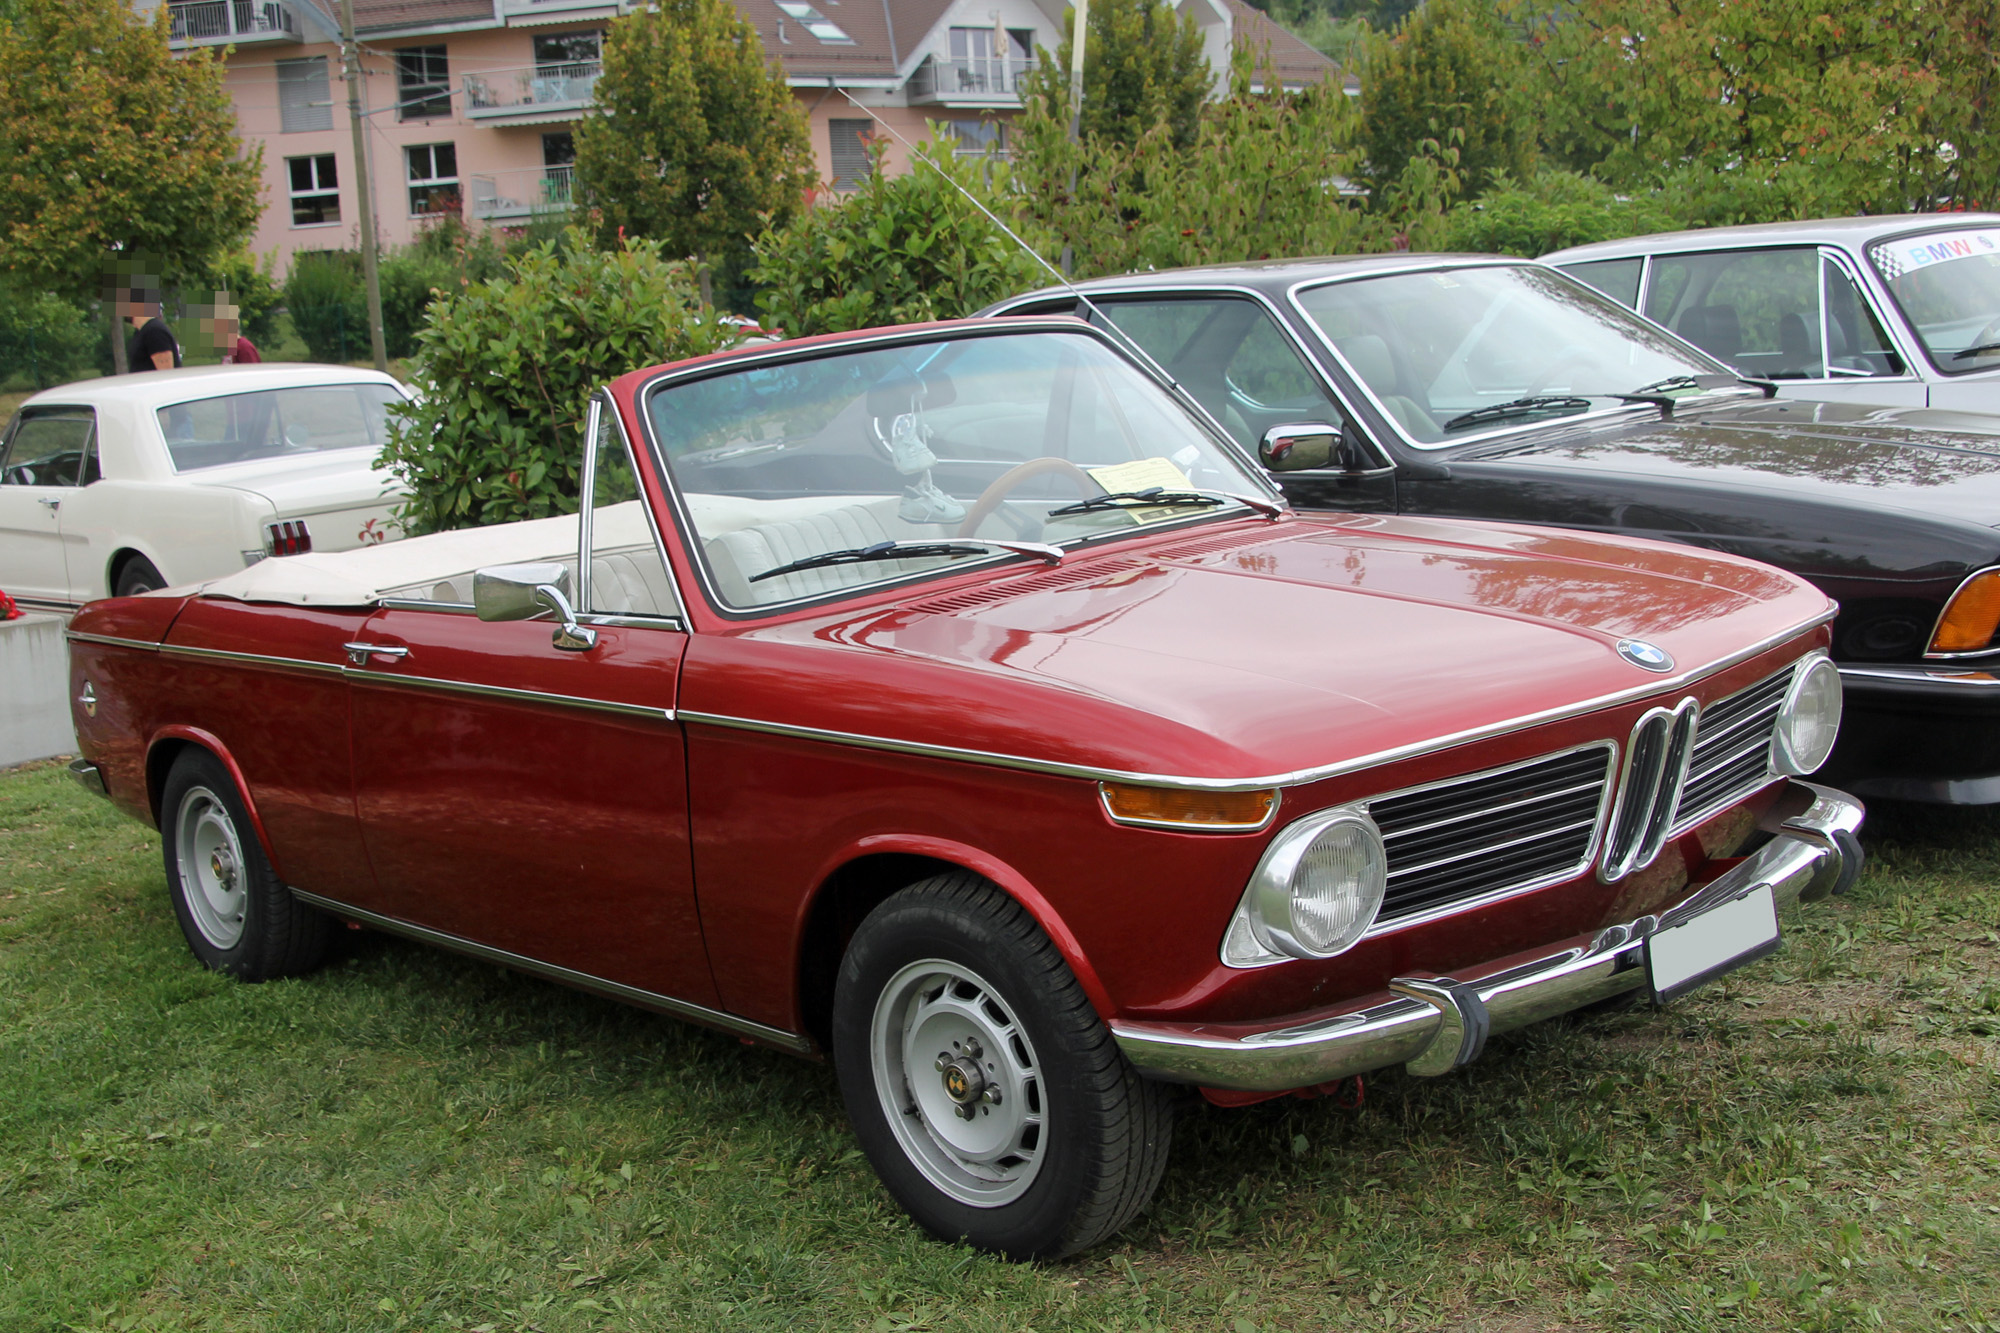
<box><xmin>159</xmin><ymin>749</ymin><xmax>330</xmax><ymax>981</ymax></box>
<box><xmin>832</xmin><ymin>872</ymin><xmax>1174</xmax><ymax>1259</ymax></box>
<box><xmin>114</xmin><ymin>557</ymin><xmax>165</xmax><ymax>597</ymax></box>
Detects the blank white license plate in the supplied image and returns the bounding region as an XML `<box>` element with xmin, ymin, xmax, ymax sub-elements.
<box><xmin>1645</xmin><ymin>882</ymin><xmax>1781</xmax><ymax>1003</ymax></box>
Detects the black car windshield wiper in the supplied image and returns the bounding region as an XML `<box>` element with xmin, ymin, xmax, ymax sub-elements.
<box><xmin>1442</xmin><ymin>396</ymin><xmax>1594</xmax><ymax>432</ymax></box>
<box><xmin>1045</xmin><ymin>487</ymin><xmax>1284</xmax><ymax>519</ymax></box>
<box><xmin>1954</xmin><ymin>341</ymin><xmax>2000</xmax><ymax>361</ymax></box>
<box><xmin>748</xmin><ymin>538</ymin><xmax>1062</xmax><ymax>584</ymax></box>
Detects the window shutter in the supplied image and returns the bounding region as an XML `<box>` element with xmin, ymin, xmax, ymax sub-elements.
<box><xmin>278</xmin><ymin>57</ymin><xmax>333</xmax><ymax>133</ymax></box>
<box><xmin>830</xmin><ymin>119</ymin><xmax>872</xmax><ymax>192</ymax></box>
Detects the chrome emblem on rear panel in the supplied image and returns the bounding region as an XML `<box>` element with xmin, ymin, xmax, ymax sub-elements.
<box><xmin>1617</xmin><ymin>638</ymin><xmax>1675</xmax><ymax>672</ymax></box>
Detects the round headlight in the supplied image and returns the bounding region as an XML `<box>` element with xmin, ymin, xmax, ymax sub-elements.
<box><xmin>1772</xmin><ymin>652</ymin><xmax>1843</xmax><ymax>775</ymax></box>
<box><xmin>1246</xmin><ymin>808</ymin><xmax>1388</xmax><ymax>960</ymax></box>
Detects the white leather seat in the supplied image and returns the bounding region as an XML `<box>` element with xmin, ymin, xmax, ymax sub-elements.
<box><xmin>704</xmin><ymin>497</ymin><xmax>950</xmax><ymax>605</ymax></box>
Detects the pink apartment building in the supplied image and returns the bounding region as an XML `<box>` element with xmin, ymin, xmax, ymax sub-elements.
<box><xmin>133</xmin><ymin>0</ymin><xmax>1339</xmax><ymax>273</ymax></box>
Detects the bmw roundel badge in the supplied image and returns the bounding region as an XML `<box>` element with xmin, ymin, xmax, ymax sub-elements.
<box><xmin>1616</xmin><ymin>638</ymin><xmax>1675</xmax><ymax>673</ymax></box>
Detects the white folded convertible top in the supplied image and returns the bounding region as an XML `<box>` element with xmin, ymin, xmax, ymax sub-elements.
<box><xmin>194</xmin><ymin>493</ymin><xmax>882</xmax><ymax>607</ymax></box>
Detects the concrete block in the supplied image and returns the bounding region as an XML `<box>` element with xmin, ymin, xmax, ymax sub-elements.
<box><xmin>1</xmin><ymin>614</ymin><xmax>78</xmax><ymax>767</ymax></box>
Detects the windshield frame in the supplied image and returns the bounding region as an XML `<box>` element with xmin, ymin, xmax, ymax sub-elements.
<box><xmin>633</xmin><ymin>318</ymin><xmax>1287</xmax><ymax>621</ymax></box>
<box><xmin>1863</xmin><ymin>223</ymin><xmax>2000</xmax><ymax>378</ymax></box>
<box><xmin>1283</xmin><ymin>259</ymin><xmax>1745</xmax><ymax>452</ymax></box>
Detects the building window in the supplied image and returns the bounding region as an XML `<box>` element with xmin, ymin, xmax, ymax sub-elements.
<box><xmin>948</xmin><ymin>120</ymin><xmax>1006</xmax><ymax>158</ymax></box>
<box><xmin>775</xmin><ymin>1</ymin><xmax>854</xmax><ymax>43</ymax></box>
<box><xmin>829</xmin><ymin>119</ymin><xmax>874</xmax><ymax>192</ymax></box>
<box><xmin>533</xmin><ymin>30</ymin><xmax>601</xmax><ymax>71</ymax></box>
<box><xmin>276</xmin><ymin>56</ymin><xmax>333</xmax><ymax>133</ymax></box>
<box><xmin>396</xmin><ymin>45</ymin><xmax>451</xmax><ymax>120</ymax></box>
<box><xmin>542</xmin><ymin>131</ymin><xmax>576</xmax><ymax>205</ymax></box>
<box><xmin>405</xmin><ymin>143</ymin><xmax>459</xmax><ymax>216</ymax></box>
<box><xmin>287</xmin><ymin>154</ymin><xmax>340</xmax><ymax>226</ymax></box>
<box><xmin>947</xmin><ymin>27</ymin><xmax>1033</xmax><ymax>93</ymax></box>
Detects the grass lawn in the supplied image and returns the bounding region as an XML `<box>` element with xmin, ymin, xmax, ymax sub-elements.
<box><xmin>1</xmin><ymin>757</ymin><xmax>1995</xmax><ymax>1332</ymax></box>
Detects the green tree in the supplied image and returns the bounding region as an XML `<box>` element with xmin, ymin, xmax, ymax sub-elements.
<box><xmin>379</xmin><ymin>229</ymin><xmax>735</xmax><ymax>534</ymax></box>
<box><xmin>1445</xmin><ymin>169</ymin><xmax>1673</xmax><ymax>256</ymax></box>
<box><xmin>0</xmin><ymin>0</ymin><xmax>260</xmax><ymax>317</ymax></box>
<box><xmin>1520</xmin><ymin>0</ymin><xmax>2000</xmax><ymax>214</ymax></box>
<box><xmin>1015</xmin><ymin>45</ymin><xmax>1382</xmax><ymax>276</ymax></box>
<box><xmin>573</xmin><ymin>0</ymin><xmax>813</xmax><ymax>290</ymax></box>
<box><xmin>1020</xmin><ymin>0</ymin><xmax>1212</xmax><ymax>148</ymax></box>
<box><xmin>749</xmin><ymin>133</ymin><xmax>1056</xmax><ymax>337</ymax></box>
<box><xmin>1360</xmin><ymin>0</ymin><xmax>1535</xmax><ymax>198</ymax></box>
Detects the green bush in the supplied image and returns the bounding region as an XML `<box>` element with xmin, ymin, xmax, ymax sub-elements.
<box><xmin>379</xmin><ymin>227</ymin><xmax>735</xmax><ymax>533</ymax></box>
<box><xmin>0</xmin><ymin>285</ymin><xmax>99</xmax><ymax>388</ymax></box>
<box><xmin>1445</xmin><ymin>170</ymin><xmax>1675</xmax><ymax>257</ymax></box>
<box><xmin>282</xmin><ymin>251</ymin><xmax>367</xmax><ymax>363</ymax></box>
<box><xmin>749</xmin><ymin>134</ymin><xmax>1055</xmax><ymax>337</ymax></box>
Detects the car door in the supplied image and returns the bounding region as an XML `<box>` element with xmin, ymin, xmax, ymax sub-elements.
<box><xmin>345</xmin><ymin>403</ymin><xmax>718</xmax><ymax>1008</ymax></box>
<box><xmin>0</xmin><ymin>405</ymin><xmax>96</xmax><ymax>609</ymax></box>
<box><xmin>1080</xmin><ymin>292</ymin><xmax>1398</xmax><ymax>513</ymax></box>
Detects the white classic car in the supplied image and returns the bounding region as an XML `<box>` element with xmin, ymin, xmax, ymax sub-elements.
<box><xmin>0</xmin><ymin>365</ymin><xmax>409</xmax><ymax>612</ymax></box>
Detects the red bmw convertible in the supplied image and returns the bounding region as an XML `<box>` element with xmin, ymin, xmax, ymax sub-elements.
<box><xmin>66</xmin><ymin>318</ymin><xmax>1862</xmax><ymax>1258</ymax></box>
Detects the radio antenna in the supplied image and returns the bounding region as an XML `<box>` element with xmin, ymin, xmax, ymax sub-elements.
<box><xmin>829</xmin><ymin>88</ymin><xmax>1193</xmax><ymax>400</ymax></box>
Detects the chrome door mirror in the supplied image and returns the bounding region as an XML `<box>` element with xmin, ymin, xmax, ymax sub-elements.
<box><xmin>472</xmin><ymin>562</ymin><xmax>598</xmax><ymax>652</ymax></box>
<box><xmin>1258</xmin><ymin>424</ymin><xmax>1343</xmax><ymax>472</ymax></box>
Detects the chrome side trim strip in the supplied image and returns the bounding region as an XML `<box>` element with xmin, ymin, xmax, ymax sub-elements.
<box><xmin>678</xmin><ymin>617</ymin><xmax>1831</xmax><ymax>792</ymax></box>
<box><xmin>1839</xmin><ymin>662</ymin><xmax>2000</xmax><ymax>688</ymax></box>
<box><xmin>65</xmin><ymin>631</ymin><xmax>162</xmax><ymax>652</ymax></box>
<box><xmin>161</xmin><ymin>642</ymin><xmax>343</xmax><ymax>676</ymax></box>
<box><xmin>344</xmin><ymin>668</ymin><xmax>673</xmax><ymax>721</ymax></box>
<box><xmin>290</xmin><ymin>891</ymin><xmax>812</xmax><ymax>1054</ymax></box>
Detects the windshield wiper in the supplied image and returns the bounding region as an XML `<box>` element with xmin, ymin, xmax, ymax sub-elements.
<box><xmin>1045</xmin><ymin>487</ymin><xmax>1285</xmax><ymax>519</ymax></box>
<box><xmin>748</xmin><ymin>538</ymin><xmax>1062</xmax><ymax>584</ymax></box>
<box><xmin>1954</xmin><ymin>341</ymin><xmax>2000</xmax><ymax>361</ymax></box>
<box><xmin>1442</xmin><ymin>396</ymin><xmax>1593</xmax><ymax>432</ymax></box>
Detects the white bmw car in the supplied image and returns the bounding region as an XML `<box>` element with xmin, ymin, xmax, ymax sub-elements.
<box><xmin>0</xmin><ymin>365</ymin><xmax>409</xmax><ymax>612</ymax></box>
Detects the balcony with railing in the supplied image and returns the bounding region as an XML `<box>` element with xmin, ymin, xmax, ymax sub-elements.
<box><xmin>166</xmin><ymin>0</ymin><xmax>300</xmax><ymax>47</ymax></box>
<box><xmin>469</xmin><ymin>165</ymin><xmax>576</xmax><ymax>221</ymax></box>
<box><xmin>464</xmin><ymin>63</ymin><xmax>601</xmax><ymax>123</ymax></box>
<box><xmin>499</xmin><ymin>0</ymin><xmax>629</xmax><ymax>17</ymax></box>
<box><xmin>907</xmin><ymin>54</ymin><xmax>1034</xmax><ymax>106</ymax></box>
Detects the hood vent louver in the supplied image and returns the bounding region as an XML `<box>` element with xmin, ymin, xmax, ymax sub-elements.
<box><xmin>906</xmin><ymin>559</ymin><xmax>1146</xmax><ymax>615</ymax></box>
<box><xmin>1147</xmin><ymin>529</ymin><xmax>1286</xmax><ymax>563</ymax></box>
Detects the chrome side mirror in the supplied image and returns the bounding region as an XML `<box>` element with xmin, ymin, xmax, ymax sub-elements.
<box><xmin>1258</xmin><ymin>423</ymin><xmax>1343</xmax><ymax>473</ymax></box>
<box><xmin>473</xmin><ymin>562</ymin><xmax>598</xmax><ymax>652</ymax></box>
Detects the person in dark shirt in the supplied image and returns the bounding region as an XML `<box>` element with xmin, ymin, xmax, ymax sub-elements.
<box><xmin>125</xmin><ymin>295</ymin><xmax>181</xmax><ymax>372</ymax></box>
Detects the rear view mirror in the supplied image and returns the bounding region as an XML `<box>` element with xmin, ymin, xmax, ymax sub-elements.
<box><xmin>1259</xmin><ymin>424</ymin><xmax>1342</xmax><ymax>473</ymax></box>
<box><xmin>473</xmin><ymin>562</ymin><xmax>598</xmax><ymax>652</ymax></box>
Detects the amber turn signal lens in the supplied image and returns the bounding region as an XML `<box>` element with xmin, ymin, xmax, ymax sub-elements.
<box><xmin>1099</xmin><ymin>783</ymin><xmax>1278</xmax><ymax>830</ymax></box>
<box><xmin>1931</xmin><ymin>570</ymin><xmax>2000</xmax><ymax>653</ymax></box>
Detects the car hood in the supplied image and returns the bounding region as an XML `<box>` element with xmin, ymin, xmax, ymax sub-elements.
<box><xmin>1457</xmin><ymin>398</ymin><xmax>2000</xmax><ymax>529</ymax></box>
<box><xmin>191</xmin><ymin>449</ymin><xmax>403</xmax><ymax>517</ymax></box>
<box><xmin>684</xmin><ymin>514</ymin><xmax>1831</xmax><ymax>783</ymax></box>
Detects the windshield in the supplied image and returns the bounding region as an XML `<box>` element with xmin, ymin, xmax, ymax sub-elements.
<box><xmin>1867</xmin><ymin>227</ymin><xmax>2000</xmax><ymax>373</ymax></box>
<box><xmin>1291</xmin><ymin>264</ymin><xmax>1728</xmax><ymax>447</ymax></box>
<box><xmin>645</xmin><ymin>328</ymin><xmax>1274</xmax><ymax>610</ymax></box>
<box><xmin>158</xmin><ymin>383</ymin><xmax>404</xmax><ymax>472</ymax></box>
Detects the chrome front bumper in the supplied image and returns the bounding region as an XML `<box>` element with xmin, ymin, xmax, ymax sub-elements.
<box><xmin>1112</xmin><ymin>781</ymin><xmax>1865</xmax><ymax>1092</ymax></box>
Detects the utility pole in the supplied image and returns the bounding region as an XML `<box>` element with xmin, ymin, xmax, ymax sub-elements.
<box><xmin>1061</xmin><ymin>0</ymin><xmax>1087</xmax><ymax>275</ymax></box>
<box><xmin>341</xmin><ymin>0</ymin><xmax>389</xmax><ymax>372</ymax></box>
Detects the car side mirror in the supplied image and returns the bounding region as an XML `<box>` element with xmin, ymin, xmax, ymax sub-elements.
<box><xmin>1259</xmin><ymin>422</ymin><xmax>1379</xmax><ymax>474</ymax></box>
<box><xmin>473</xmin><ymin>562</ymin><xmax>598</xmax><ymax>652</ymax></box>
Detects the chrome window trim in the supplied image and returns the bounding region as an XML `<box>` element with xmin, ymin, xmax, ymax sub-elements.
<box><xmin>288</xmin><ymin>890</ymin><xmax>811</xmax><ymax>1054</ymax></box>
<box><xmin>631</xmin><ymin>319</ymin><xmax>1285</xmax><ymax>623</ymax></box>
<box><xmin>576</xmin><ymin>395</ymin><xmax>602</xmax><ymax>610</ymax></box>
<box><xmin>1924</xmin><ymin>563</ymin><xmax>2000</xmax><ymax>659</ymax></box>
<box><xmin>587</xmin><ymin>387</ymin><xmax>691</xmax><ymax>626</ymax></box>
<box><xmin>1817</xmin><ymin>246</ymin><xmax>1926</xmax><ymax>385</ymax></box>
<box><xmin>378</xmin><ymin>597</ymin><xmax>477</xmax><ymax>614</ymax></box>
<box><xmin>1353</xmin><ymin>740</ymin><xmax>1617</xmax><ymax>942</ymax></box>
<box><xmin>345</xmin><ymin>667</ymin><xmax>673</xmax><ymax>721</ymax></box>
<box><xmin>1280</xmin><ymin>262</ymin><xmax>1705</xmax><ymax>453</ymax></box>
<box><xmin>673</xmin><ymin>614</ymin><xmax>1828</xmax><ymax>791</ymax></box>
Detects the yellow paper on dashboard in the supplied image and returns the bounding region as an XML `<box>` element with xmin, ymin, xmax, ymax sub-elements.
<box><xmin>1084</xmin><ymin>457</ymin><xmax>1194</xmax><ymax>524</ymax></box>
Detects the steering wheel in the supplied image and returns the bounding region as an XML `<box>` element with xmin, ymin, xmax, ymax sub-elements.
<box><xmin>956</xmin><ymin>457</ymin><xmax>1100</xmax><ymax>539</ymax></box>
<box><xmin>1524</xmin><ymin>347</ymin><xmax>1594</xmax><ymax>395</ymax></box>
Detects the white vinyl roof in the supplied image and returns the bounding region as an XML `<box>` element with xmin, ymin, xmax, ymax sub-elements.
<box><xmin>21</xmin><ymin>363</ymin><xmax>407</xmax><ymax>415</ymax></box>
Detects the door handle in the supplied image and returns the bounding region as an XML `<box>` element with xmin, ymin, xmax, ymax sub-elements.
<box><xmin>342</xmin><ymin>642</ymin><xmax>410</xmax><ymax>667</ymax></box>
<box><xmin>38</xmin><ymin>497</ymin><xmax>59</xmax><ymax>511</ymax></box>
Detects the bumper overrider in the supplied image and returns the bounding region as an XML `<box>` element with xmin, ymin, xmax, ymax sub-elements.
<box><xmin>1113</xmin><ymin>780</ymin><xmax>1865</xmax><ymax>1092</ymax></box>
